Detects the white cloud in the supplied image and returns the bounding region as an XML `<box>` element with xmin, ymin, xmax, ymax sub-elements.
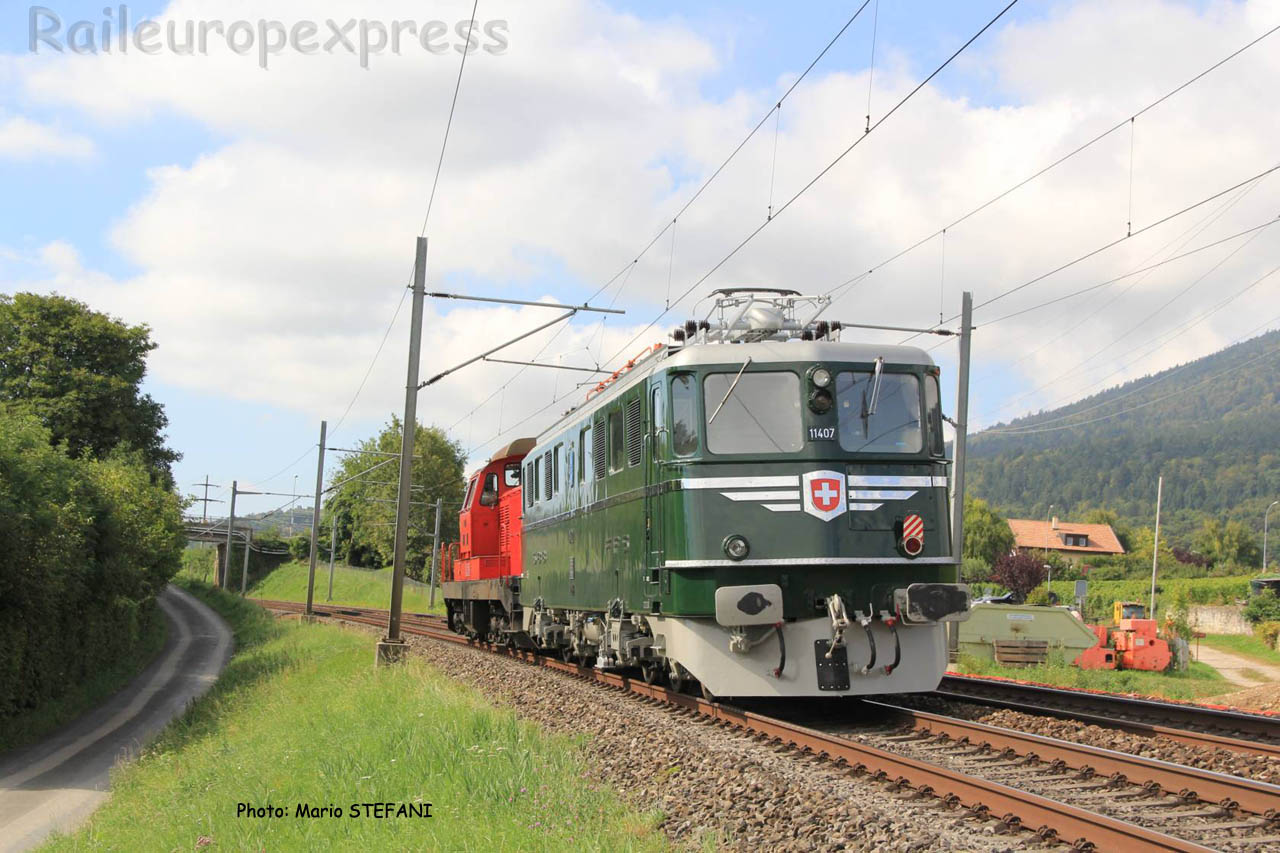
<box><xmin>0</xmin><ymin>115</ymin><xmax>95</xmax><ymax>160</ymax></box>
<box><xmin>7</xmin><ymin>0</ymin><xmax>1280</xmax><ymax>457</ymax></box>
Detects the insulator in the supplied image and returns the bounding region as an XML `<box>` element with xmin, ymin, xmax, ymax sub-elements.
<box><xmin>815</xmin><ymin>320</ymin><xmax>830</xmax><ymax>339</ymax></box>
<box><xmin>672</xmin><ymin>328</ymin><xmax>686</xmax><ymax>342</ymax></box>
<box><xmin>801</xmin><ymin>330</ymin><xmax>814</xmax><ymax>341</ymax></box>
<box><xmin>830</xmin><ymin>321</ymin><xmax>842</xmax><ymax>332</ymax></box>
<box><xmin>698</xmin><ymin>320</ymin><xmax>710</xmax><ymax>331</ymax></box>
<box><xmin>684</xmin><ymin>319</ymin><xmax>698</xmax><ymax>337</ymax></box>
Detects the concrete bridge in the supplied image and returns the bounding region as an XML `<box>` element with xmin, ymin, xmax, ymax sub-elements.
<box><xmin>183</xmin><ymin>517</ymin><xmax>255</xmax><ymax>587</ymax></box>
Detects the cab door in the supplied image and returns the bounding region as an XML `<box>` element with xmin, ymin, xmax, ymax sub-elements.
<box><xmin>643</xmin><ymin>378</ymin><xmax>667</xmax><ymax>608</ymax></box>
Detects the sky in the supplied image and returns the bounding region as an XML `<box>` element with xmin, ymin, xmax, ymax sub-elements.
<box><xmin>1</xmin><ymin>0</ymin><xmax>1277</xmax><ymax>518</ymax></box>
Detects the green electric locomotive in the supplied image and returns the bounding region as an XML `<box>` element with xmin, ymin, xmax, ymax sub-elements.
<box><xmin>443</xmin><ymin>289</ymin><xmax>970</xmax><ymax>698</ymax></box>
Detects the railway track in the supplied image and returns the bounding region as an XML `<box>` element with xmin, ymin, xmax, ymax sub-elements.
<box><xmin>253</xmin><ymin>598</ymin><xmax>1280</xmax><ymax>850</ymax></box>
<box><xmin>933</xmin><ymin>675</ymin><xmax>1280</xmax><ymax>761</ymax></box>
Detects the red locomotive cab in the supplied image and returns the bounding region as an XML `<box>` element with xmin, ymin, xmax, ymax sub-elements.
<box><xmin>446</xmin><ymin>438</ymin><xmax>533</xmax><ymax>583</ymax></box>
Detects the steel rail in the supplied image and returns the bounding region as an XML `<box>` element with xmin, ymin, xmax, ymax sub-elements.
<box><xmin>936</xmin><ymin>674</ymin><xmax>1279</xmax><ymax>750</ymax></box>
<box><xmin>251</xmin><ymin>598</ymin><xmax>1240</xmax><ymax>850</ymax></box>
<box><xmin>933</xmin><ymin>688</ymin><xmax>1280</xmax><ymax>761</ymax></box>
<box><xmin>868</xmin><ymin>700</ymin><xmax>1280</xmax><ymax>816</ymax></box>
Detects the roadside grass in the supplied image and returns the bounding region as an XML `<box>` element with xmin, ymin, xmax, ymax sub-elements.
<box><xmin>40</xmin><ymin>578</ymin><xmax>665</xmax><ymax>852</ymax></box>
<box><xmin>954</xmin><ymin>654</ymin><xmax>1230</xmax><ymax>701</ymax></box>
<box><xmin>183</xmin><ymin>558</ymin><xmax>444</xmax><ymax>615</ymax></box>
<box><xmin>0</xmin><ymin>606</ymin><xmax>166</xmax><ymax>755</ymax></box>
<box><xmin>1199</xmin><ymin>633</ymin><xmax>1280</xmax><ymax>667</ymax></box>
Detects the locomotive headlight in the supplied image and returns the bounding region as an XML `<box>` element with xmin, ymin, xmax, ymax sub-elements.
<box><xmin>723</xmin><ymin>534</ymin><xmax>750</xmax><ymax>561</ymax></box>
<box><xmin>810</xmin><ymin>367</ymin><xmax>832</xmax><ymax>388</ymax></box>
<box><xmin>808</xmin><ymin>388</ymin><xmax>834</xmax><ymax>414</ymax></box>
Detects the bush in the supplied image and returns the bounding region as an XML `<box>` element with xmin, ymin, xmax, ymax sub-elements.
<box><xmin>1244</xmin><ymin>590</ymin><xmax>1280</xmax><ymax>625</ymax></box>
<box><xmin>1025</xmin><ymin>586</ymin><xmax>1053</xmax><ymax>606</ymax></box>
<box><xmin>1256</xmin><ymin>621</ymin><xmax>1280</xmax><ymax>650</ymax></box>
<box><xmin>1164</xmin><ymin>590</ymin><xmax>1193</xmax><ymax>642</ymax></box>
<box><xmin>0</xmin><ymin>411</ymin><xmax>183</xmax><ymax>719</ymax></box>
<box><xmin>991</xmin><ymin>553</ymin><xmax>1048</xmax><ymax>602</ymax></box>
<box><xmin>289</xmin><ymin>533</ymin><xmax>311</xmax><ymax>561</ymax></box>
<box><xmin>961</xmin><ymin>556</ymin><xmax>991</xmax><ymax>583</ymax></box>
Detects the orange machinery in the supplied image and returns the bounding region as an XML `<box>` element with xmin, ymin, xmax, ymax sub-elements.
<box><xmin>1075</xmin><ymin>601</ymin><xmax>1172</xmax><ymax>672</ymax></box>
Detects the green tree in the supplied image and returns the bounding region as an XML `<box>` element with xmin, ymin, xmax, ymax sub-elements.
<box><xmin>1193</xmin><ymin>518</ymin><xmax>1261</xmax><ymax>568</ymax></box>
<box><xmin>963</xmin><ymin>496</ymin><xmax>1015</xmax><ymax>566</ymax></box>
<box><xmin>325</xmin><ymin>417</ymin><xmax>466</xmax><ymax>580</ymax></box>
<box><xmin>0</xmin><ymin>292</ymin><xmax>178</xmax><ymax>481</ymax></box>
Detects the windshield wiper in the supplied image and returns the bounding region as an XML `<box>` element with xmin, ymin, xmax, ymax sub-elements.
<box><xmin>708</xmin><ymin>356</ymin><xmax>753</xmax><ymax>424</ymax></box>
<box><xmin>862</xmin><ymin>357</ymin><xmax>885</xmax><ymax>418</ymax></box>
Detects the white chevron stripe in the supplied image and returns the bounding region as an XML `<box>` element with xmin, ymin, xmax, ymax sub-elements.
<box><xmin>848</xmin><ymin>489</ymin><xmax>917</xmax><ymax>500</ymax></box>
<box><xmin>763</xmin><ymin>503</ymin><xmax>802</xmax><ymax>512</ymax></box>
<box><xmin>847</xmin><ymin>475</ymin><xmax>946</xmax><ymax>487</ymax></box>
<box><xmin>847</xmin><ymin>502</ymin><xmax>884</xmax><ymax>511</ymax></box>
<box><xmin>682</xmin><ymin>476</ymin><xmax>799</xmax><ymax>489</ymax></box>
<box><xmin>721</xmin><ymin>490</ymin><xmax>802</xmax><ymax>502</ymax></box>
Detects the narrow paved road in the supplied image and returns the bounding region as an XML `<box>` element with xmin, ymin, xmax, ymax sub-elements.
<box><xmin>0</xmin><ymin>585</ymin><xmax>232</xmax><ymax>852</ymax></box>
<box><xmin>1196</xmin><ymin>642</ymin><xmax>1280</xmax><ymax>687</ymax></box>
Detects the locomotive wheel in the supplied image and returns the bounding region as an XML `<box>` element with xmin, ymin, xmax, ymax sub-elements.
<box><xmin>668</xmin><ymin>662</ymin><xmax>690</xmax><ymax>694</ymax></box>
<box><xmin>639</xmin><ymin>660</ymin><xmax>662</xmax><ymax>685</ymax></box>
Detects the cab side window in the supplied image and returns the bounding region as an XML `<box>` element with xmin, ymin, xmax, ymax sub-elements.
<box><xmin>671</xmin><ymin>374</ymin><xmax>698</xmax><ymax>456</ymax></box>
<box><xmin>925</xmin><ymin>374</ymin><xmax>944</xmax><ymax>457</ymax></box>
<box><xmin>480</xmin><ymin>472</ymin><xmax>499</xmax><ymax>506</ymax></box>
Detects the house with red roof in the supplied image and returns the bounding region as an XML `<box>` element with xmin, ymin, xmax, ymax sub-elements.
<box><xmin>1007</xmin><ymin>517</ymin><xmax>1126</xmax><ymax>563</ymax></box>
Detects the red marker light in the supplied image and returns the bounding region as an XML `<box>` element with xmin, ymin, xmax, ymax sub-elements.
<box><xmin>901</xmin><ymin>514</ymin><xmax>924</xmax><ymax>557</ymax></box>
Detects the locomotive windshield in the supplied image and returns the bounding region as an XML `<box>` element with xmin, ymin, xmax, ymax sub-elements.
<box><xmin>835</xmin><ymin>371</ymin><xmax>922</xmax><ymax>453</ymax></box>
<box><xmin>704</xmin><ymin>371</ymin><xmax>803</xmax><ymax>453</ymax></box>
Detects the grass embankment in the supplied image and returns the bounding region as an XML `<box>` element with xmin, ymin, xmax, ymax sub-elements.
<box><xmin>0</xmin><ymin>607</ymin><xmax>167</xmax><ymax>755</ymax></box>
<box><xmin>954</xmin><ymin>655</ymin><xmax>1231</xmax><ymax>701</ymax></box>
<box><xmin>41</xmin><ymin>578</ymin><xmax>664</xmax><ymax>852</ymax></box>
<box><xmin>1199</xmin><ymin>634</ymin><xmax>1280</xmax><ymax>667</ymax></box>
<box><xmin>190</xmin><ymin>558</ymin><xmax>445</xmax><ymax>614</ymax></box>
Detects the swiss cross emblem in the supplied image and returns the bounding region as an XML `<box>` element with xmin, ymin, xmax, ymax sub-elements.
<box><xmin>802</xmin><ymin>470</ymin><xmax>846</xmax><ymax>522</ymax></box>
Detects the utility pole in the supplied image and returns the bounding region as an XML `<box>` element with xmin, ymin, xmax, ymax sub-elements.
<box><xmin>222</xmin><ymin>481</ymin><xmax>238</xmax><ymax>589</ymax></box>
<box><xmin>379</xmin><ymin>236</ymin><xmax>427</xmax><ymax>665</ymax></box>
<box><xmin>1149</xmin><ymin>475</ymin><xmax>1163</xmax><ymax>614</ymax></box>
<box><xmin>240</xmin><ymin>527</ymin><xmax>252</xmax><ymax>595</ymax></box>
<box><xmin>427</xmin><ymin>494</ymin><xmax>442</xmax><ymax>607</ymax></box>
<box><xmin>304</xmin><ymin>420</ymin><xmax>327</xmax><ymax>618</ymax></box>
<box><xmin>192</xmin><ymin>475</ymin><xmax>223</xmax><ymax>523</ymax></box>
<box><xmin>1044</xmin><ymin>503</ymin><xmax>1055</xmax><ymax>593</ymax></box>
<box><xmin>945</xmin><ymin>292</ymin><xmax>972</xmax><ymax>663</ymax></box>
<box><xmin>950</xmin><ymin>291</ymin><xmax>972</xmax><ymax>568</ymax></box>
<box><xmin>327</xmin><ymin>512</ymin><xmax>337</xmax><ymax>602</ymax></box>
<box><xmin>1265</xmin><ymin>500</ymin><xmax>1278</xmax><ymax>572</ymax></box>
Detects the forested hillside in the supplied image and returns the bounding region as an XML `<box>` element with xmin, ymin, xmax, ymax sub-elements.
<box><xmin>967</xmin><ymin>328</ymin><xmax>1280</xmax><ymax>548</ymax></box>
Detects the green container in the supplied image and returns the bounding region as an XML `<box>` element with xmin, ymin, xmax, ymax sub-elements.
<box><xmin>957</xmin><ymin>603</ymin><xmax>1099</xmax><ymax>663</ymax></box>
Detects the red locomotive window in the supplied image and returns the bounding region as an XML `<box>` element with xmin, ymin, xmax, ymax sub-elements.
<box><xmin>480</xmin><ymin>473</ymin><xmax>498</xmax><ymax>506</ymax></box>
